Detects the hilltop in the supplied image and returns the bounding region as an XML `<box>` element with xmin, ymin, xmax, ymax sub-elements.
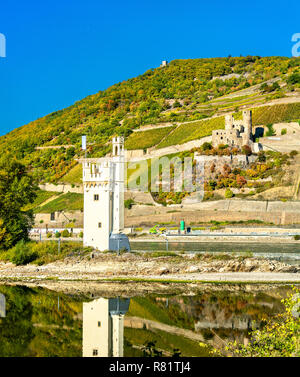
<box><xmin>1</xmin><ymin>56</ymin><xmax>300</xmax><ymax>219</ymax></box>
<box><xmin>1</xmin><ymin>56</ymin><xmax>300</xmax><ymax>185</ymax></box>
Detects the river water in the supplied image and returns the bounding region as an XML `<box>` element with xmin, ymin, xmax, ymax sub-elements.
<box><xmin>0</xmin><ymin>284</ymin><xmax>296</xmax><ymax>357</ymax></box>
<box><xmin>131</xmin><ymin>242</ymin><xmax>300</xmax><ymax>266</ymax></box>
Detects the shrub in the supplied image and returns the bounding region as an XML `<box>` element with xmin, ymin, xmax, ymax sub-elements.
<box><xmin>225</xmin><ymin>188</ymin><xmax>234</xmax><ymax>198</ymax></box>
<box><xmin>242</xmin><ymin>145</ymin><xmax>252</xmax><ymax>156</ymax></box>
<box><xmin>61</xmin><ymin>229</ymin><xmax>70</xmax><ymax>238</ymax></box>
<box><xmin>257</xmin><ymin>151</ymin><xmax>266</xmax><ymax>162</ymax></box>
<box><xmin>287</xmin><ymin>72</ymin><xmax>300</xmax><ymax>85</ymax></box>
<box><xmin>202</xmin><ymin>142</ymin><xmax>212</xmax><ymax>151</ymax></box>
<box><xmin>55</xmin><ymin>231</ymin><xmax>61</xmax><ymax>238</ymax></box>
<box><xmin>46</xmin><ymin>232</ymin><xmax>52</xmax><ymax>238</ymax></box>
<box><xmin>294</xmin><ymin>235</ymin><xmax>300</xmax><ymax>241</ymax></box>
<box><xmin>79</xmin><ymin>231</ymin><xmax>83</xmax><ymax>238</ymax></box>
<box><xmin>281</xmin><ymin>128</ymin><xmax>287</xmax><ymax>135</ymax></box>
<box><xmin>124</xmin><ymin>198</ymin><xmax>135</xmax><ymax>209</ymax></box>
<box><xmin>10</xmin><ymin>240</ymin><xmax>37</xmax><ymax>266</ymax></box>
<box><xmin>266</xmin><ymin>124</ymin><xmax>276</xmax><ymax>136</ymax></box>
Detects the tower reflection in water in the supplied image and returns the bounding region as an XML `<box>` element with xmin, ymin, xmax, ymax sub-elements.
<box><xmin>83</xmin><ymin>297</ymin><xmax>130</xmax><ymax>357</ymax></box>
<box><xmin>0</xmin><ymin>293</ymin><xmax>5</xmax><ymax>318</ymax></box>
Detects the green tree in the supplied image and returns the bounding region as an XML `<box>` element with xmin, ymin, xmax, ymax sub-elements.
<box><xmin>0</xmin><ymin>159</ymin><xmax>38</xmax><ymax>249</ymax></box>
<box><xmin>215</xmin><ymin>288</ymin><xmax>300</xmax><ymax>357</ymax></box>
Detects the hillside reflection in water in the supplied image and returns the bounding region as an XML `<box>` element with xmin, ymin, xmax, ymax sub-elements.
<box><xmin>0</xmin><ymin>284</ymin><xmax>294</xmax><ymax>357</ymax></box>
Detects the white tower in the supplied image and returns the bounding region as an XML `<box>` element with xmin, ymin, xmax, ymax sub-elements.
<box><xmin>82</xmin><ymin>297</ymin><xmax>130</xmax><ymax>357</ymax></box>
<box><xmin>81</xmin><ymin>137</ymin><xmax>130</xmax><ymax>251</ymax></box>
<box><xmin>111</xmin><ymin>137</ymin><xmax>125</xmax><ymax>234</ymax></box>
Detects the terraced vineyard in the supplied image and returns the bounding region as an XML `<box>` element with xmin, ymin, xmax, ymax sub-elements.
<box><xmin>157</xmin><ymin>117</ymin><xmax>225</xmax><ymax>148</ymax></box>
<box><xmin>124</xmin><ymin>102</ymin><xmax>300</xmax><ymax>151</ymax></box>
<box><xmin>252</xmin><ymin>102</ymin><xmax>300</xmax><ymax>126</ymax></box>
<box><xmin>125</xmin><ymin>126</ymin><xmax>176</xmax><ymax>150</ymax></box>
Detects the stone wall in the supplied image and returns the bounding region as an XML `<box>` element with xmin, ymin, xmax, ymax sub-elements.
<box><xmin>34</xmin><ymin>210</ymin><xmax>83</xmax><ymax>228</ymax></box>
<box><xmin>125</xmin><ymin>209</ymin><xmax>300</xmax><ymax>227</ymax></box>
<box><xmin>39</xmin><ymin>183</ymin><xmax>83</xmax><ymax>194</ymax></box>
<box><xmin>124</xmin><ymin>199</ymin><xmax>300</xmax><ymax>226</ymax></box>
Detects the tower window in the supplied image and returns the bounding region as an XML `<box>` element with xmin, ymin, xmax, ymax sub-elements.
<box><xmin>50</xmin><ymin>212</ymin><xmax>55</xmax><ymax>221</ymax></box>
<box><xmin>93</xmin><ymin>349</ymin><xmax>98</xmax><ymax>356</ymax></box>
<box><xmin>94</xmin><ymin>194</ymin><xmax>99</xmax><ymax>201</ymax></box>
<box><xmin>98</xmin><ymin>321</ymin><xmax>101</xmax><ymax>327</ymax></box>
<box><xmin>98</xmin><ymin>222</ymin><xmax>102</xmax><ymax>228</ymax></box>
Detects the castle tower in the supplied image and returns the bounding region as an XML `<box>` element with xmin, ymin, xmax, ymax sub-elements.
<box><xmin>111</xmin><ymin>137</ymin><xmax>125</xmax><ymax>234</ymax></box>
<box><xmin>225</xmin><ymin>114</ymin><xmax>234</xmax><ymax>130</ymax></box>
<box><xmin>82</xmin><ymin>298</ymin><xmax>130</xmax><ymax>357</ymax></box>
<box><xmin>242</xmin><ymin>110</ymin><xmax>252</xmax><ymax>145</ymax></box>
<box><xmin>81</xmin><ymin>137</ymin><xmax>130</xmax><ymax>252</ymax></box>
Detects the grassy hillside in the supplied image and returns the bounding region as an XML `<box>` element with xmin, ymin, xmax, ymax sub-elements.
<box><xmin>35</xmin><ymin>193</ymin><xmax>83</xmax><ymax>213</ymax></box>
<box><xmin>125</xmin><ymin>126</ymin><xmax>175</xmax><ymax>150</ymax></box>
<box><xmin>0</xmin><ymin>56</ymin><xmax>300</xmax><ymax>184</ymax></box>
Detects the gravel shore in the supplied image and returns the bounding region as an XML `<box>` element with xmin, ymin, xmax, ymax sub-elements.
<box><xmin>0</xmin><ymin>252</ymin><xmax>299</xmax><ymax>285</ymax></box>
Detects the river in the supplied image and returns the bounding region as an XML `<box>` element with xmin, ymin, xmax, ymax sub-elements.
<box><xmin>0</xmin><ymin>284</ymin><xmax>295</xmax><ymax>357</ymax></box>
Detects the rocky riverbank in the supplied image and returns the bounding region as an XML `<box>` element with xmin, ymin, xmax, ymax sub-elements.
<box><xmin>0</xmin><ymin>252</ymin><xmax>299</xmax><ymax>283</ymax></box>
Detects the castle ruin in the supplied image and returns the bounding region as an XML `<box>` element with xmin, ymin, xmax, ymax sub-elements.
<box><xmin>212</xmin><ymin>110</ymin><xmax>253</xmax><ymax>150</ymax></box>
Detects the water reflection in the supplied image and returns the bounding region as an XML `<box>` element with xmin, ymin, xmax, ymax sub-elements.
<box><xmin>0</xmin><ymin>285</ymin><xmax>295</xmax><ymax>357</ymax></box>
<box><xmin>0</xmin><ymin>293</ymin><xmax>5</xmax><ymax>318</ymax></box>
<box><xmin>83</xmin><ymin>298</ymin><xmax>130</xmax><ymax>357</ymax></box>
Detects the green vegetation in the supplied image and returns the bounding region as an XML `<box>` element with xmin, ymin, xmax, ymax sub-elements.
<box><xmin>61</xmin><ymin>229</ymin><xmax>71</xmax><ymax>238</ymax></box>
<box><xmin>125</xmin><ymin>328</ymin><xmax>210</xmax><ymax>357</ymax></box>
<box><xmin>125</xmin><ymin>126</ymin><xmax>175</xmax><ymax>150</ymax></box>
<box><xmin>157</xmin><ymin>117</ymin><xmax>225</xmax><ymax>148</ymax></box>
<box><xmin>266</xmin><ymin>123</ymin><xmax>276</xmax><ymax>136</ymax></box>
<box><xmin>252</xmin><ymin>102</ymin><xmax>300</xmax><ymax>126</ymax></box>
<box><xmin>0</xmin><ymin>285</ymin><xmax>83</xmax><ymax>356</ymax></box>
<box><xmin>225</xmin><ymin>188</ymin><xmax>234</xmax><ymax>198</ymax></box>
<box><xmin>0</xmin><ymin>159</ymin><xmax>38</xmax><ymax>249</ymax></box>
<box><xmin>0</xmin><ymin>240</ymin><xmax>92</xmax><ymax>266</ymax></box>
<box><xmin>214</xmin><ymin>288</ymin><xmax>300</xmax><ymax>357</ymax></box>
<box><xmin>1</xmin><ymin>56</ymin><xmax>299</xmax><ymax>184</ymax></box>
<box><xmin>36</xmin><ymin>192</ymin><xmax>83</xmax><ymax>213</ymax></box>
<box><xmin>204</xmin><ymin>150</ymin><xmax>296</xmax><ymax>199</ymax></box>
<box><xmin>124</xmin><ymin>198</ymin><xmax>135</xmax><ymax>209</ymax></box>
<box><xmin>60</xmin><ymin>163</ymin><xmax>82</xmax><ymax>184</ymax></box>
<box><xmin>143</xmin><ymin>251</ymin><xmax>178</xmax><ymax>258</ymax></box>
<box><xmin>23</xmin><ymin>190</ymin><xmax>61</xmax><ymax>211</ymax></box>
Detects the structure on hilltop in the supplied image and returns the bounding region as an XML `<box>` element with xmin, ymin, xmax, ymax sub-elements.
<box><xmin>212</xmin><ymin>110</ymin><xmax>255</xmax><ymax>151</ymax></box>
<box><xmin>160</xmin><ymin>60</ymin><xmax>168</xmax><ymax>67</ymax></box>
<box><xmin>81</xmin><ymin>137</ymin><xmax>130</xmax><ymax>252</ymax></box>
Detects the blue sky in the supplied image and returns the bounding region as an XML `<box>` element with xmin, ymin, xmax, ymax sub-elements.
<box><xmin>0</xmin><ymin>0</ymin><xmax>299</xmax><ymax>136</ymax></box>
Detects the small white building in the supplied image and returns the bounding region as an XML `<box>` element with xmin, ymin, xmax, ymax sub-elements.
<box><xmin>82</xmin><ymin>297</ymin><xmax>130</xmax><ymax>357</ymax></box>
<box><xmin>81</xmin><ymin>137</ymin><xmax>130</xmax><ymax>251</ymax></box>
